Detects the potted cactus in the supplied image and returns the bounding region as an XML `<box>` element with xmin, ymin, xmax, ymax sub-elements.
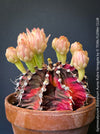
<box><xmin>5</xmin><ymin>27</ymin><xmax>96</xmax><ymax>134</ymax></box>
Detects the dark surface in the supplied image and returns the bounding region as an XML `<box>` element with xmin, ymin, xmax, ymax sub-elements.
<box><xmin>0</xmin><ymin>0</ymin><xmax>99</xmax><ymax>134</ymax></box>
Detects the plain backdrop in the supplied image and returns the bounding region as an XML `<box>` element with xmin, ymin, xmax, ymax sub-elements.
<box><xmin>0</xmin><ymin>0</ymin><xmax>100</xmax><ymax>134</ymax></box>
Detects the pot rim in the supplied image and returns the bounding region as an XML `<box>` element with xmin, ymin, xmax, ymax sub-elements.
<box><xmin>5</xmin><ymin>93</ymin><xmax>96</xmax><ymax>115</ymax></box>
<box><xmin>5</xmin><ymin>93</ymin><xmax>96</xmax><ymax>131</ymax></box>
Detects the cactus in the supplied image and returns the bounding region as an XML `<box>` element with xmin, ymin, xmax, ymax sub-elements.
<box><xmin>5</xmin><ymin>27</ymin><xmax>90</xmax><ymax>111</ymax></box>
<box><xmin>14</xmin><ymin>61</ymin><xmax>88</xmax><ymax>111</ymax></box>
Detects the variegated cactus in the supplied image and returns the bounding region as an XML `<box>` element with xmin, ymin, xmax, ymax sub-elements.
<box><xmin>5</xmin><ymin>27</ymin><xmax>90</xmax><ymax>111</ymax></box>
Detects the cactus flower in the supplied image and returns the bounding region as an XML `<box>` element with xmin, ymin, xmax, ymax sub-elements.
<box><xmin>17</xmin><ymin>32</ymin><xmax>29</xmax><ymax>46</ymax></box>
<box><xmin>5</xmin><ymin>47</ymin><xmax>26</xmax><ymax>73</ymax></box>
<box><xmin>72</xmin><ymin>50</ymin><xmax>89</xmax><ymax>81</ymax></box>
<box><xmin>26</xmin><ymin>28</ymin><xmax>50</xmax><ymax>69</ymax></box>
<box><xmin>52</xmin><ymin>36</ymin><xmax>70</xmax><ymax>64</ymax></box>
<box><xmin>70</xmin><ymin>42</ymin><xmax>83</xmax><ymax>65</ymax></box>
<box><xmin>70</xmin><ymin>42</ymin><xmax>83</xmax><ymax>55</ymax></box>
<box><xmin>16</xmin><ymin>44</ymin><xmax>36</xmax><ymax>73</ymax></box>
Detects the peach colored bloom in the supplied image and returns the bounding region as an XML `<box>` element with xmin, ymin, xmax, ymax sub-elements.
<box><xmin>17</xmin><ymin>32</ymin><xmax>29</xmax><ymax>46</ymax></box>
<box><xmin>26</xmin><ymin>28</ymin><xmax>50</xmax><ymax>54</ymax></box>
<box><xmin>52</xmin><ymin>36</ymin><xmax>70</xmax><ymax>55</ymax></box>
<box><xmin>72</xmin><ymin>50</ymin><xmax>89</xmax><ymax>69</ymax></box>
<box><xmin>5</xmin><ymin>47</ymin><xmax>19</xmax><ymax>63</ymax></box>
<box><xmin>70</xmin><ymin>42</ymin><xmax>83</xmax><ymax>55</ymax></box>
<box><xmin>17</xmin><ymin>44</ymin><xmax>34</xmax><ymax>62</ymax></box>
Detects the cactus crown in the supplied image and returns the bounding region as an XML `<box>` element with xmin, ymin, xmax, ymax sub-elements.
<box><xmin>5</xmin><ymin>27</ymin><xmax>90</xmax><ymax>111</ymax></box>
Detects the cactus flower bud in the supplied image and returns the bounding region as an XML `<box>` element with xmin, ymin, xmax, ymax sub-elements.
<box><xmin>17</xmin><ymin>44</ymin><xmax>36</xmax><ymax>73</ymax></box>
<box><xmin>5</xmin><ymin>47</ymin><xmax>26</xmax><ymax>73</ymax></box>
<box><xmin>17</xmin><ymin>44</ymin><xmax>34</xmax><ymax>62</ymax></box>
<box><xmin>17</xmin><ymin>32</ymin><xmax>29</xmax><ymax>46</ymax></box>
<box><xmin>52</xmin><ymin>36</ymin><xmax>70</xmax><ymax>64</ymax></box>
<box><xmin>27</xmin><ymin>28</ymin><xmax>49</xmax><ymax>54</ymax></box>
<box><xmin>26</xmin><ymin>28</ymin><xmax>50</xmax><ymax>69</ymax></box>
<box><xmin>72</xmin><ymin>50</ymin><xmax>89</xmax><ymax>81</ymax></box>
<box><xmin>70</xmin><ymin>42</ymin><xmax>83</xmax><ymax>65</ymax></box>
<box><xmin>70</xmin><ymin>42</ymin><xmax>83</xmax><ymax>55</ymax></box>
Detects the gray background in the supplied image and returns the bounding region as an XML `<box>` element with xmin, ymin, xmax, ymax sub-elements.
<box><xmin>0</xmin><ymin>0</ymin><xmax>99</xmax><ymax>133</ymax></box>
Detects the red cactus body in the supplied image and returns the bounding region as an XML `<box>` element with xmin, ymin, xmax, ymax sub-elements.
<box><xmin>15</xmin><ymin>63</ymin><xmax>88</xmax><ymax>111</ymax></box>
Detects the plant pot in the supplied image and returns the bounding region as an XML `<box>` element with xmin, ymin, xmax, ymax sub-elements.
<box><xmin>5</xmin><ymin>93</ymin><xmax>96</xmax><ymax>134</ymax></box>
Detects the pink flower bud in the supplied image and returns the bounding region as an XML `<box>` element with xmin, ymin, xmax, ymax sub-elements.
<box><xmin>17</xmin><ymin>44</ymin><xmax>34</xmax><ymax>62</ymax></box>
<box><xmin>52</xmin><ymin>36</ymin><xmax>70</xmax><ymax>55</ymax></box>
<box><xmin>17</xmin><ymin>32</ymin><xmax>29</xmax><ymax>46</ymax></box>
<box><xmin>26</xmin><ymin>28</ymin><xmax>50</xmax><ymax>54</ymax></box>
<box><xmin>70</xmin><ymin>42</ymin><xmax>83</xmax><ymax>55</ymax></box>
<box><xmin>72</xmin><ymin>50</ymin><xmax>89</xmax><ymax>69</ymax></box>
<box><xmin>5</xmin><ymin>47</ymin><xmax>19</xmax><ymax>63</ymax></box>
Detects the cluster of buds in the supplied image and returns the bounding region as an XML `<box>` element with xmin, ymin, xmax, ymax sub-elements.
<box><xmin>5</xmin><ymin>27</ymin><xmax>90</xmax><ymax>111</ymax></box>
<box><xmin>6</xmin><ymin>28</ymin><xmax>50</xmax><ymax>73</ymax></box>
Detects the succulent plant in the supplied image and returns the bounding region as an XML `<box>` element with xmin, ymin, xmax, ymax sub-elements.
<box><xmin>5</xmin><ymin>27</ymin><xmax>90</xmax><ymax>111</ymax></box>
